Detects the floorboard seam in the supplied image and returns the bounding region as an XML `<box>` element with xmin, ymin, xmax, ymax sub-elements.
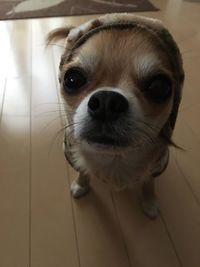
<box><xmin>160</xmin><ymin>214</ymin><xmax>183</xmax><ymax>267</ymax></box>
<box><xmin>0</xmin><ymin>78</ymin><xmax>7</xmax><ymax>125</ymax></box>
<box><xmin>111</xmin><ymin>193</ymin><xmax>132</xmax><ymax>267</ymax></box>
<box><xmin>172</xmin><ymin>150</ymin><xmax>200</xmax><ymax>207</ymax></box>
<box><xmin>29</xmin><ymin>20</ymin><xmax>33</xmax><ymax>267</ymax></box>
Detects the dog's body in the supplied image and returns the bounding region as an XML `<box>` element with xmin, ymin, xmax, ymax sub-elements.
<box><xmin>48</xmin><ymin>13</ymin><xmax>184</xmax><ymax>219</ymax></box>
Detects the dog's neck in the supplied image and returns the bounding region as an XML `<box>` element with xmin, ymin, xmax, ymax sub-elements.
<box><xmin>68</xmin><ymin>140</ymin><xmax>166</xmax><ymax>190</ymax></box>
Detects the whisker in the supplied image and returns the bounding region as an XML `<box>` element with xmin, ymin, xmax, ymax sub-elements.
<box><xmin>32</xmin><ymin>102</ymin><xmax>66</xmax><ymax>109</ymax></box>
<box><xmin>48</xmin><ymin>128</ymin><xmax>64</xmax><ymax>156</ymax></box>
<box><xmin>44</xmin><ymin>43</ymin><xmax>65</xmax><ymax>48</ymax></box>
<box><xmin>48</xmin><ymin>121</ymin><xmax>79</xmax><ymax>155</ymax></box>
<box><xmin>35</xmin><ymin>110</ymin><xmax>70</xmax><ymax>117</ymax></box>
<box><xmin>40</xmin><ymin>115</ymin><xmax>66</xmax><ymax>133</ymax></box>
<box><xmin>136</xmin><ymin>118</ymin><xmax>159</xmax><ymax>131</ymax></box>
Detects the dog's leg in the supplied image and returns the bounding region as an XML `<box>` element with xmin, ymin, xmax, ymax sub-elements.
<box><xmin>141</xmin><ymin>179</ymin><xmax>159</xmax><ymax>219</ymax></box>
<box><xmin>70</xmin><ymin>173</ymin><xmax>90</xmax><ymax>198</ymax></box>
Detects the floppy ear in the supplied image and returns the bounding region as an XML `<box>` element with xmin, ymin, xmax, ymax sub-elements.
<box><xmin>46</xmin><ymin>26</ymin><xmax>74</xmax><ymax>46</ymax></box>
<box><xmin>45</xmin><ymin>18</ymin><xmax>102</xmax><ymax>47</ymax></box>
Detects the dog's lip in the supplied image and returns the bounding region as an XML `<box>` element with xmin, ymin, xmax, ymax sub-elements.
<box><xmin>84</xmin><ymin>134</ymin><xmax>130</xmax><ymax>147</ymax></box>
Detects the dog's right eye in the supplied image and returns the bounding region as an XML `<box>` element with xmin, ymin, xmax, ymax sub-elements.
<box><xmin>142</xmin><ymin>74</ymin><xmax>172</xmax><ymax>103</ymax></box>
<box><xmin>63</xmin><ymin>68</ymin><xmax>87</xmax><ymax>93</ymax></box>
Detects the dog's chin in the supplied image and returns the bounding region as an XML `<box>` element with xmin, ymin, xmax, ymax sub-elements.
<box><xmin>79</xmin><ymin>135</ymin><xmax>131</xmax><ymax>155</ymax></box>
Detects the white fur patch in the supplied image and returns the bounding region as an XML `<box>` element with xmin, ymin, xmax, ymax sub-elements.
<box><xmin>68</xmin><ymin>20</ymin><xmax>94</xmax><ymax>43</ymax></box>
<box><xmin>70</xmin><ymin>180</ymin><xmax>89</xmax><ymax>198</ymax></box>
<box><xmin>134</xmin><ymin>53</ymin><xmax>161</xmax><ymax>77</ymax></box>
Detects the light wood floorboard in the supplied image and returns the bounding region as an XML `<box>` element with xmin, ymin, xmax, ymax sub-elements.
<box><xmin>0</xmin><ymin>1</ymin><xmax>200</xmax><ymax>266</ymax></box>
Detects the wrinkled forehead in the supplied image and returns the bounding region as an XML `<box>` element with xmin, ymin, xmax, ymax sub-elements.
<box><xmin>64</xmin><ymin>28</ymin><xmax>172</xmax><ymax>78</ymax></box>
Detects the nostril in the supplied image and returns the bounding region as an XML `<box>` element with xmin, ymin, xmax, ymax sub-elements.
<box><xmin>88</xmin><ymin>96</ymin><xmax>99</xmax><ymax>111</ymax></box>
<box><xmin>88</xmin><ymin>90</ymin><xmax>129</xmax><ymax>121</ymax></box>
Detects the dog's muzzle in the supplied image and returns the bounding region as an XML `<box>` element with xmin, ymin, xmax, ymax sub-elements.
<box><xmin>81</xmin><ymin>90</ymin><xmax>131</xmax><ymax>147</ymax></box>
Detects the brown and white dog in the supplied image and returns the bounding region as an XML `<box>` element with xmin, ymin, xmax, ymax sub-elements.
<box><xmin>47</xmin><ymin>13</ymin><xmax>184</xmax><ymax>219</ymax></box>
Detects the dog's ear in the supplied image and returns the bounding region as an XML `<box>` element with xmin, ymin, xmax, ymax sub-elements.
<box><xmin>46</xmin><ymin>26</ymin><xmax>74</xmax><ymax>46</ymax></box>
<box><xmin>45</xmin><ymin>19</ymin><xmax>102</xmax><ymax>47</ymax></box>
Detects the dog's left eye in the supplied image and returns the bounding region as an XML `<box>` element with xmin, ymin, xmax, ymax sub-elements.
<box><xmin>143</xmin><ymin>75</ymin><xmax>172</xmax><ymax>103</ymax></box>
<box><xmin>63</xmin><ymin>68</ymin><xmax>87</xmax><ymax>93</ymax></box>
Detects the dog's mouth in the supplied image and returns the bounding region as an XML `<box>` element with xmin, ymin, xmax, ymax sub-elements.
<box><xmin>85</xmin><ymin>134</ymin><xmax>130</xmax><ymax>147</ymax></box>
<box><xmin>80</xmin><ymin>124</ymin><xmax>131</xmax><ymax>150</ymax></box>
<box><xmin>77</xmin><ymin>117</ymin><xmax>133</xmax><ymax>151</ymax></box>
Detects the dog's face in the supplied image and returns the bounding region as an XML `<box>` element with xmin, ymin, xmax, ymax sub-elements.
<box><xmin>48</xmin><ymin>14</ymin><xmax>184</xmax><ymax>154</ymax></box>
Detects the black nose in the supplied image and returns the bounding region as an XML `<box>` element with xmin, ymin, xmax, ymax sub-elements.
<box><xmin>88</xmin><ymin>91</ymin><xmax>129</xmax><ymax>121</ymax></box>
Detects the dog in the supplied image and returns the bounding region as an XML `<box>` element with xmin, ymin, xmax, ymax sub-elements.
<box><xmin>47</xmin><ymin>13</ymin><xmax>184</xmax><ymax>219</ymax></box>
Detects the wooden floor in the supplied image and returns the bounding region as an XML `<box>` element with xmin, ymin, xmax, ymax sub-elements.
<box><xmin>0</xmin><ymin>0</ymin><xmax>200</xmax><ymax>266</ymax></box>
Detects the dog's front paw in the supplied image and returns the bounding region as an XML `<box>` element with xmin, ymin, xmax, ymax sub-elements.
<box><xmin>70</xmin><ymin>181</ymin><xmax>90</xmax><ymax>198</ymax></box>
<box><xmin>141</xmin><ymin>198</ymin><xmax>160</xmax><ymax>220</ymax></box>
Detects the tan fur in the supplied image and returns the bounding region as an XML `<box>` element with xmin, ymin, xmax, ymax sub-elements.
<box><xmin>47</xmin><ymin>13</ymin><xmax>184</xmax><ymax>219</ymax></box>
<box><xmin>46</xmin><ymin>26</ymin><xmax>74</xmax><ymax>46</ymax></box>
<box><xmin>60</xmin><ymin>29</ymin><xmax>173</xmax><ymax>116</ymax></box>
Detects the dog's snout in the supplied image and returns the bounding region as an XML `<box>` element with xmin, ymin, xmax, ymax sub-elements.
<box><xmin>88</xmin><ymin>91</ymin><xmax>129</xmax><ymax>121</ymax></box>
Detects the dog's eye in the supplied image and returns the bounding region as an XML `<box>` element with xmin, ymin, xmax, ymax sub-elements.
<box><xmin>63</xmin><ymin>68</ymin><xmax>87</xmax><ymax>93</ymax></box>
<box><xmin>143</xmin><ymin>75</ymin><xmax>172</xmax><ymax>102</ymax></box>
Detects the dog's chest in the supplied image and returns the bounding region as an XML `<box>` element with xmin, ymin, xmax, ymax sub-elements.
<box><xmin>75</xmin><ymin>149</ymin><xmax>152</xmax><ymax>189</ymax></box>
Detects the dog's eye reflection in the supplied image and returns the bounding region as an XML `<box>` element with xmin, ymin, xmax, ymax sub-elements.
<box><xmin>63</xmin><ymin>68</ymin><xmax>87</xmax><ymax>93</ymax></box>
<box><xmin>144</xmin><ymin>75</ymin><xmax>172</xmax><ymax>103</ymax></box>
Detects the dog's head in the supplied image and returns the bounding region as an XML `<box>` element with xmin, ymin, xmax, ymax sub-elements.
<box><xmin>47</xmin><ymin>13</ymin><xmax>184</xmax><ymax>154</ymax></box>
